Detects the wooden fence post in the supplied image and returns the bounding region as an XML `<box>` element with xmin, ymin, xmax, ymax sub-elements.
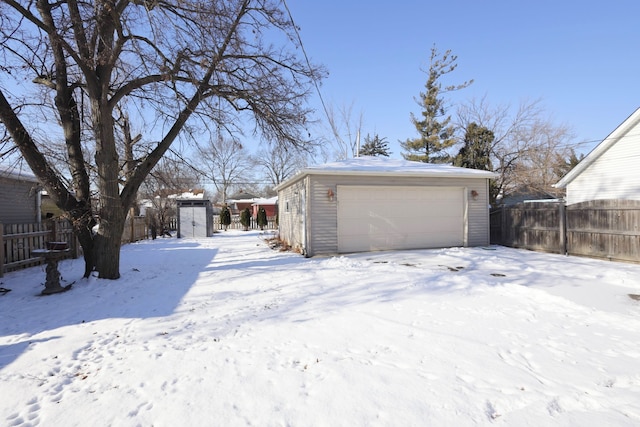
<box><xmin>0</xmin><ymin>222</ymin><xmax>4</xmax><ymax>278</ymax></box>
<box><xmin>49</xmin><ymin>218</ymin><xmax>57</xmax><ymax>242</ymax></box>
<box><xmin>559</xmin><ymin>203</ymin><xmax>567</xmax><ymax>255</ymax></box>
<box><xmin>500</xmin><ymin>206</ymin><xmax>507</xmax><ymax>246</ymax></box>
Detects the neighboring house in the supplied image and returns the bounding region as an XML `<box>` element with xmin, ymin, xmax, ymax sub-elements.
<box><xmin>555</xmin><ymin>107</ymin><xmax>640</xmax><ymax>205</ymax></box>
<box><xmin>497</xmin><ymin>186</ymin><xmax>560</xmax><ymax>206</ymax></box>
<box><xmin>40</xmin><ymin>191</ymin><xmax>66</xmax><ymax>219</ymax></box>
<box><xmin>274</xmin><ymin>156</ymin><xmax>496</xmax><ymax>257</ymax></box>
<box><xmin>251</xmin><ymin>196</ymin><xmax>278</xmax><ymax>218</ymax></box>
<box><xmin>226</xmin><ymin>192</ymin><xmax>259</xmax><ymax>215</ymax></box>
<box><xmin>0</xmin><ymin>167</ymin><xmax>41</xmax><ymax>224</ymax></box>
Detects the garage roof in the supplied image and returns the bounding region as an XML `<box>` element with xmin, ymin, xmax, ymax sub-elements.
<box><xmin>0</xmin><ymin>165</ymin><xmax>39</xmax><ymax>183</ymax></box>
<box><xmin>275</xmin><ymin>156</ymin><xmax>496</xmax><ymax>190</ymax></box>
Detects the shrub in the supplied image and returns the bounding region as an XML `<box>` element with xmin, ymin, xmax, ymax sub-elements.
<box><xmin>257</xmin><ymin>207</ymin><xmax>268</xmax><ymax>230</ymax></box>
<box><xmin>220</xmin><ymin>206</ymin><xmax>231</xmax><ymax>230</ymax></box>
<box><xmin>240</xmin><ymin>207</ymin><xmax>251</xmax><ymax>231</ymax></box>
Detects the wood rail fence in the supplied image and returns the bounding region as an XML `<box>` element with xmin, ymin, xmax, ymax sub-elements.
<box><xmin>490</xmin><ymin>199</ymin><xmax>640</xmax><ymax>263</ymax></box>
<box><xmin>1</xmin><ymin>216</ymin><xmax>150</xmax><ymax>277</ymax></box>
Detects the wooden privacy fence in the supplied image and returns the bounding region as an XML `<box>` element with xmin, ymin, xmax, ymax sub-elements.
<box><xmin>121</xmin><ymin>216</ymin><xmax>149</xmax><ymax>243</ymax></box>
<box><xmin>0</xmin><ymin>219</ymin><xmax>78</xmax><ymax>277</ymax></box>
<box><xmin>1</xmin><ymin>216</ymin><xmax>150</xmax><ymax>277</ymax></box>
<box><xmin>490</xmin><ymin>200</ymin><xmax>640</xmax><ymax>263</ymax></box>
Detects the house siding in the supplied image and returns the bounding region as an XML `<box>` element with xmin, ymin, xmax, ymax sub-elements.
<box><xmin>566</xmin><ymin>125</ymin><xmax>640</xmax><ymax>205</ymax></box>
<box><xmin>0</xmin><ymin>175</ymin><xmax>40</xmax><ymax>224</ymax></box>
<box><xmin>304</xmin><ymin>174</ymin><xmax>490</xmax><ymax>256</ymax></box>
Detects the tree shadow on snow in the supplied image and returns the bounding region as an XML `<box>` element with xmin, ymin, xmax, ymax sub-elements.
<box><xmin>0</xmin><ymin>238</ymin><xmax>218</xmax><ymax>339</ymax></box>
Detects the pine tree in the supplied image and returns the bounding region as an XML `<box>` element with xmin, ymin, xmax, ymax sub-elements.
<box><xmin>220</xmin><ymin>206</ymin><xmax>231</xmax><ymax>231</ymax></box>
<box><xmin>240</xmin><ymin>207</ymin><xmax>251</xmax><ymax>231</ymax></box>
<box><xmin>454</xmin><ymin>123</ymin><xmax>494</xmax><ymax>170</ymax></box>
<box><xmin>257</xmin><ymin>207</ymin><xmax>268</xmax><ymax>230</ymax></box>
<box><xmin>454</xmin><ymin>122</ymin><xmax>497</xmax><ymax>202</ymax></box>
<box><xmin>359</xmin><ymin>134</ymin><xmax>391</xmax><ymax>157</ymax></box>
<box><xmin>401</xmin><ymin>46</ymin><xmax>472</xmax><ymax>163</ymax></box>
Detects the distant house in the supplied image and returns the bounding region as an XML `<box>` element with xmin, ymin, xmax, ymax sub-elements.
<box><xmin>555</xmin><ymin>107</ymin><xmax>640</xmax><ymax>205</ymax></box>
<box><xmin>498</xmin><ymin>186</ymin><xmax>560</xmax><ymax>206</ymax></box>
<box><xmin>226</xmin><ymin>192</ymin><xmax>259</xmax><ymax>215</ymax></box>
<box><xmin>274</xmin><ymin>157</ymin><xmax>496</xmax><ymax>257</ymax></box>
<box><xmin>0</xmin><ymin>167</ymin><xmax>41</xmax><ymax>224</ymax></box>
<box><xmin>251</xmin><ymin>196</ymin><xmax>278</xmax><ymax>218</ymax></box>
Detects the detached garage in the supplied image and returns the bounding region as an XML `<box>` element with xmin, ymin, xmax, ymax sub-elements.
<box><xmin>274</xmin><ymin>157</ymin><xmax>495</xmax><ymax>257</ymax></box>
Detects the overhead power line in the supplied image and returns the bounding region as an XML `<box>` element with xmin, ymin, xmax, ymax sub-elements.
<box><xmin>281</xmin><ymin>0</ymin><xmax>338</xmax><ymax>145</ymax></box>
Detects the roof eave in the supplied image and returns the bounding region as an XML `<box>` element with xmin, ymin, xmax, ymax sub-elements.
<box><xmin>554</xmin><ymin>107</ymin><xmax>640</xmax><ymax>189</ymax></box>
<box><xmin>275</xmin><ymin>168</ymin><xmax>497</xmax><ymax>191</ymax></box>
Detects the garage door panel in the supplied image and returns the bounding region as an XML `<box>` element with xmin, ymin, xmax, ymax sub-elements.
<box><xmin>337</xmin><ymin>185</ymin><xmax>465</xmax><ymax>253</ymax></box>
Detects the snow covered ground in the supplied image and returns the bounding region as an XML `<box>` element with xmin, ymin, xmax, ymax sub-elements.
<box><xmin>1</xmin><ymin>230</ymin><xmax>640</xmax><ymax>426</ymax></box>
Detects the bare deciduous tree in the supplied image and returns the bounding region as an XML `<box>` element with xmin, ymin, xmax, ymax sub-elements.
<box><xmin>325</xmin><ymin>102</ymin><xmax>364</xmax><ymax>159</ymax></box>
<box><xmin>0</xmin><ymin>0</ymin><xmax>324</xmax><ymax>279</ymax></box>
<box><xmin>198</xmin><ymin>136</ymin><xmax>254</xmax><ymax>204</ymax></box>
<box><xmin>457</xmin><ymin>97</ymin><xmax>574</xmax><ymax>203</ymax></box>
<box><xmin>253</xmin><ymin>145</ymin><xmax>307</xmax><ymax>189</ymax></box>
<box><xmin>139</xmin><ymin>155</ymin><xmax>201</xmax><ymax>234</ymax></box>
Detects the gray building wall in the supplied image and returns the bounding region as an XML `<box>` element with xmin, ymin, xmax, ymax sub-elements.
<box><xmin>277</xmin><ymin>178</ymin><xmax>307</xmax><ymax>253</ymax></box>
<box><xmin>0</xmin><ymin>175</ymin><xmax>40</xmax><ymax>224</ymax></box>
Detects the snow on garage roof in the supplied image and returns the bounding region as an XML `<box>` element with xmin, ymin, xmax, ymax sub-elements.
<box><xmin>0</xmin><ymin>165</ymin><xmax>39</xmax><ymax>182</ymax></box>
<box><xmin>275</xmin><ymin>156</ymin><xmax>496</xmax><ymax>190</ymax></box>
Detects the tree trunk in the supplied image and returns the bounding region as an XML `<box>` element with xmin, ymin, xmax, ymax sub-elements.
<box><xmin>76</xmin><ymin>226</ymin><xmax>95</xmax><ymax>278</ymax></box>
<box><xmin>92</xmin><ymin>97</ymin><xmax>125</xmax><ymax>279</ymax></box>
<box><xmin>94</xmin><ymin>217</ymin><xmax>125</xmax><ymax>279</ymax></box>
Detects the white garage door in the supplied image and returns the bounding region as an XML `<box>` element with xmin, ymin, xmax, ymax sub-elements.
<box><xmin>337</xmin><ymin>185</ymin><xmax>465</xmax><ymax>253</ymax></box>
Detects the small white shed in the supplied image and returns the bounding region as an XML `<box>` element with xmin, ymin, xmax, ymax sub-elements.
<box><xmin>274</xmin><ymin>157</ymin><xmax>496</xmax><ymax>257</ymax></box>
<box><xmin>177</xmin><ymin>199</ymin><xmax>214</xmax><ymax>238</ymax></box>
<box><xmin>555</xmin><ymin>107</ymin><xmax>640</xmax><ymax>205</ymax></box>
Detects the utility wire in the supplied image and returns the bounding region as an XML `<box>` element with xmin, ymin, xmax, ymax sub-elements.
<box><xmin>281</xmin><ymin>0</ymin><xmax>339</xmax><ymax>146</ymax></box>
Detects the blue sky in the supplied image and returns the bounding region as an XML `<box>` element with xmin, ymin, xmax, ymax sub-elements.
<box><xmin>286</xmin><ymin>0</ymin><xmax>640</xmax><ymax>158</ymax></box>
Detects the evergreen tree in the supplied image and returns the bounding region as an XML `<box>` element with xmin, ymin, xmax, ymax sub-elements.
<box><xmin>401</xmin><ymin>46</ymin><xmax>472</xmax><ymax>163</ymax></box>
<box><xmin>359</xmin><ymin>134</ymin><xmax>391</xmax><ymax>157</ymax></box>
<box><xmin>454</xmin><ymin>123</ymin><xmax>497</xmax><ymax>202</ymax></box>
<box><xmin>554</xmin><ymin>149</ymin><xmax>584</xmax><ymax>178</ymax></box>
<box><xmin>240</xmin><ymin>207</ymin><xmax>251</xmax><ymax>231</ymax></box>
<box><xmin>257</xmin><ymin>207</ymin><xmax>268</xmax><ymax>230</ymax></box>
<box><xmin>220</xmin><ymin>206</ymin><xmax>231</xmax><ymax>231</ymax></box>
<box><xmin>454</xmin><ymin>123</ymin><xmax>494</xmax><ymax>170</ymax></box>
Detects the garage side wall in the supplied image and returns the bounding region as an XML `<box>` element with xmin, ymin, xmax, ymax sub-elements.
<box><xmin>307</xmin><ymin>175</ymin><xmax>491</xmax><ymax>256</ymax></box>
<box><xmin>0</xmin><ymin>177</ymin><xmax>39</xmax><ymax>224</ymax></box>
<box><xmin>277</xmin><ymin>178</ymin><xmax>307</xmax><ymax>253</ymax></box>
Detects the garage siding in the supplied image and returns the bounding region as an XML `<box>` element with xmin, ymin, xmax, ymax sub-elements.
<box><xmin>0</xmin><ymin>176</ymin><xmax>39</xmax><ymax>224</ymax></box>
<box><xmin>307</xmin><ymin>177</ymin><xmax>339</xmax><ymax>256</ymax></box>
<box><xmin>467</xmin><ymin>178</ymin><xmax>491</xmax><ymax>246</ymax></box>
<box><xmin>307</xmin><ymin>175</ymin><xmax>490</xmax><ymax>256</ymax></box>
<box><xmin>277</xmin><ymin>179</ymin><xmax>307</xmax><ymax>253</ymax></box>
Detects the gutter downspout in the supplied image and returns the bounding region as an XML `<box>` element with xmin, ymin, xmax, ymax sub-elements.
<box><xmin>301</xmin><ymin>184</ymin><xmax>308</xmax><ymax>257</ymax></box>
<box><xmin>36</xmin><ymin>187</ymin><xmax>42</xmax><ymax>223</ymax></box>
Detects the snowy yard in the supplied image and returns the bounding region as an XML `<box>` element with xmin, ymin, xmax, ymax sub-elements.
<box><xmin>1</xmin><ymin>230</ymin><xmax>640</xmax><ymax>426</ymax></box>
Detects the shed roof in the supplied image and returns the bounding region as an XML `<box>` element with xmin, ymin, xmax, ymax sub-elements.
<box><xmin>275</xmin><ymin>156</ymin><xmax>496</xmax><ymax>190</ymax></box>
<box><xmin>555</xmin><ymin>107</ymin><xmax>640</xmax><ymax>189</ymax></box>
